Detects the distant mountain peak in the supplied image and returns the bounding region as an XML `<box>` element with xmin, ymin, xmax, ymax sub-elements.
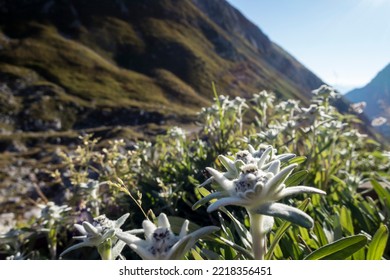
<box><xmin>345</xmin><ymin>63</ymin><xmax>390</xmax><ymax>136</ymax></box>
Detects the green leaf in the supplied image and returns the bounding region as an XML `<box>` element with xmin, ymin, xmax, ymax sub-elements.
<box><xmin>340</xmin><ymin>206</ymin><xmax>354</xmax><ymax>235</ymax></box>
<box><xmin>198</xmin><ymin>186</ymin><xmax>211</xmax><ymax>197</ymax></box>
<box><xmin>352</xmin><ymin>247</ymin><xmax>366</xmax><ymax>260</ymax></box>
<box><xmin>220</xmin><ymin>207</ymin><xmax>252</xmax><ymax>249</ymax></box>
<box><xmin>280</xmin><ymin>232</ymin><xmax>302</xmax><ymax>260</ymax></box>
<box><xmin>213</xmin><ymin>236</ymin><xmax>253</xmax><ymax>259</ymax></box>
<box><xmin>304</xmin><ymin>235</ymin><xmax>368</xmax><ymax>260</ymax></box>
<box><xmin>367</xmin><ymin>224</ymin><xmax>389</xmax><ymax>260</ymax></box>
<box><xmin>317</xmin><ymin>140</ymin><xmax>333</xmax><ymax>155</ymax></box>
<box><xmin>313</xmin><ymin>221</ymin><xmax>329</xmax><ymax>247</ymax></box>
<box><xmin>285</xmin><ymin>170</ymin><xmax>308</xmax><ymax>187</ymax></box>
<box><xmin>330</xmin><ymin>175</ymin><xmax>347</xmax><ymax>188</ymax></box>
<box><xmin>190</xmin><ymin>248</ymin><xmax>204</xmax><ymax>260</ymax></box>
<box><xmin>371</xmin><ymin>179</ymin><xmax>390</xmax><ymax>209</ymax></box>
<box><xmin>201</xmin><ymin>248</ymin><xmax>222</xmax><ymax>260</ymax></box>
<box><xmin>265</xmin><ymin>198</ymin><xmax>310</xmax><ymax>260</ymax></box>
<box><xmin>287</xmin><ymin>156</ymin><xmax>307</xmax><ymax>165</ymax></box>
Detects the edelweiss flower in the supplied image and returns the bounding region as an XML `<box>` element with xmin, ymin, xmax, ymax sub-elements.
<box><xmin>275</xmin><ymin>99</ymin><xmax>300</xmax><ymax>113</ymax></box>
<box><xmin>312</xmin><ymin>85</ymin><xmax>338</xmax><ymax>99</ymax></box>
<box><xmin>116</xmin><ymin>213</ymin><xmax>218</xmax><ymax>260</ymax></box>
<box><xmin>199</xmin><ymin>160</ymin><xmax>326</xmax><ymax>229</ymax></box>
<box><xmin>39</xmin><ymin>202</ymin><xmax>71</xmax><ymax>226</ymax></box>
<box><xmin>350</xmin><ymin>102</ymin><xmax>366</xmax><ymax>114</ymax></box>
<box><xmin>371</xmin><ymin>117</ymin><xmax>387</xmax><ymax>127</ymax></box>
<box><xmin>60</xmin><ymin>213</ymin><xmax>130</xmax><ymax>259</ymax></box>
<box><xmin>199</xmin><ymin>145</ymin><xmax>294</xmax><ymax>188</ymax></box>
<box><xmin>252</xmin><ymin>90</ymin><xmax>275</xmax><ymax>106</ymax></box>
<box><xmin>194</xmin><ymin>147</ymin><xmax>325</xmax><ymax>260</ymax></box>
<box><xmin>0</xmin><ymin>213</ymin><xmax>16</xmax><ymax>234</ymax></box>
<box><xmin>79</xmin><ymin>180</ymin><xmax>101</xmax><ymax>199</ymax></box>
<box><xmin>257</xmin><ymin>127</ymin><xmax>281</xmax><ymax>141</ymax></box>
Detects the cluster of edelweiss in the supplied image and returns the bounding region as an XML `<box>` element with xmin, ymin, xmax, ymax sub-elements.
<box><xmin>61</xmin><ymin>143</ymin><xmax>325</xmax><ymax>260</ymax></box>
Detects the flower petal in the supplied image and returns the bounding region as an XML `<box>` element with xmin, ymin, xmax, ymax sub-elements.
<box><xmin>100</xmin><ymin>228</ymin><xmax>116</xmax><ymax>241</ymax></box>
<box><xmin>165</xmin><ymin>235</ymin><xmax>192</xmax><ymax>260</ymax></box>
<box><xmin>275</xmin><ymin>153</ymin><xmax>296</xmax><ymax>162</ymax></box>
<box><xmin>265</xmin><ymin>164</ymin><xmax>297</xmax><ymax>194</ymax></box>
<box><xmin>187</xmin><ymin>226</ymin><xmax>220</xmax><ymax>242</ymax></box>
<box><xmin>244</xmin><ymin>189</ymin><xmax>256</xmax><ymax>199</ymax></box>
<box><xmin>257</xmin><ymin>146</ymin><xmax>273</xmax><ymax>168</ymax></box>
<box><xmin>179</xmin><ymin>220</ymin><xmax>189</xmax><ymax>239</ymax></box>
<box><xmin>73</xmin><ymin>236</ymin><xmax>87</xmax><ymax>240</ymax></box>
<box><xmin>130</xmin><ymin>243</ymin><xmax>156</xmax><ymax>260</ymax></box>
<box><xmin>262</xmin><ymin>154</ymin><xmax>296</xmax><ymax>170</ymax></box>
<box><xmin>167</xmin><ymin>225</ymin><xmax>219</xmax><ymax>260</ymax></box>
<box><xmin>278</xmin><ymin>186</ymin><xmax>326</xmax><ymax>199</ymax></box>
<box><xmin>248</xmin><ymin>144</ymin><xmax>256</xmax><ymax>154</ymax></box>
<box><xmin>112</xmin><ymin>239</ymin><xmax>126</xmax><ymax>260</ymax></box>
<box><xmin>234</xmin><ymin>160</ymin><xmax>245</xmax><ymax>174</ymax></box>
<box><xmin>116</xmin><ymin>231</ymin><xmax>146</xmax><ymax>246</ymax></box>
<box><xmin>74</xmin><ymin>224</ymin><xmax>87</xmax><ymax>235</ymax></box>
<box><xmin>142</xmin><ymin>220</ymin><xmax>156</xmax><ymax>241</ymax></box>
<box><xmin>125</xmin><ymin>229</ymin><xmax>144</xmax><ymax>235</ymax></box>
<box><xmin>254</xmin><ymin>182</ymin><xmax>264</xmax><ymax>196</ymax></box>
<box><xmin>206</xmin><ymin>167</ymin><xmax>234</xmax><ymax>192</ymax></box>
<box><xmin>82</xmin><ymin>221</ymin><xmax>100</xmax><ymax>236</ymax></box>
<box><xmin>192</xmin><ymin>191</ymin><xmax>227</xmax><ymax>210</ymax></box>
<box><xmin>199</xmin><ymin>177</ymin><xmax>213</xmax><ymax>187</ymax></box>
<box><xmin>207</xmin><ymin>196</ymin><xmax>247</xmax><ymax>212</ymax></box>
<box><xmin>218</xmin><ymin>155</ymin><xmax>237</xmax><ymax>175</ymax></box>
<box><xmin>115</xmin><ymin>213</ymin><xmax>130</xmax><ymax>228</ymax></box>
<box><xmin>267</xmin><ymin>160</ymin><xmax>280</xmax><ymax>175</ymax></box>
<box><xmin>253</xmin><ymin>202</ymin><xmax>314</xmax><ymax>228</ymax></box>
<box><xmin>158</xmin><ymin>213</ymin><xmax>170</xmax><ymax>229</ymax></box>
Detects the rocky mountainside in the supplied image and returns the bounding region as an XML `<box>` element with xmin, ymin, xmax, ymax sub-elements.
<box><xmin>345</xmin><ymin>63</ymin><xmax>390</xmax><ymax>136</ymax></box>
<box><xmin>0</xmin><ymin>0</ymin><xmax>323</xmax><ymax>141</ymax></box>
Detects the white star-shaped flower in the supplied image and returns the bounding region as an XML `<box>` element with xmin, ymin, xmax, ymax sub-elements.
<box><xmin>312</xmin><ymin>84</ymin><xmax>339</xmax><ymax>99</ymax></box>
<box><xmin>60</xmin><ymin>213</ymin><xmax>130</xmax><ymax>259</ymax></box>
<box><xmin>199</xmin><ymin>145</ymin><xmax>294</xmax><ymax>188</ymax></box>
<box><xmin>116</xmin><ymin>213</ymin><xmax>218</xmax><ymax>260</ymax></box>
<box><xmin>198</xmin><ymin>160</ymin><xmax>325</xmax><ymax>228</ymax></box>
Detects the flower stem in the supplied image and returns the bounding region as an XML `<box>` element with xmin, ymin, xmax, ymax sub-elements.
<box><xmin>112</xmin><ymin>180</ymin><xmax>149</xmax><ymax>220</ymax></box>
<box><xmin>249</xmin><ymin>212</ymin><xmax>267</xmax><ymax>260</ymax></box>
<box><xmin>97</xmin><ymin>239</ymin><xmax>113</xmax><ymax>260</ymax></box>
<box><xmin>48</xmin><ymin>226</ymin><xmax>58</xmax><ymax>260</ymax></box>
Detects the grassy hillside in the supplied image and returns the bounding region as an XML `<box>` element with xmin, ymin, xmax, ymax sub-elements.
<box><xmin>0</xmin><ymin>0</ymin><xmax>327</xmax><ymax>192</ymax></box>
<box><xmin>0</xmin><ymin>0</ymin><xmax>324</xmax><ymax>137</ymax></box>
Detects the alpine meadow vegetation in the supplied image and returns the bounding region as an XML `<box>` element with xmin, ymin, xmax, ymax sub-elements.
<box><xmin>0</xmin><ymin>85</ymin><xmax>389</xmax><ymax>260</ymax></box>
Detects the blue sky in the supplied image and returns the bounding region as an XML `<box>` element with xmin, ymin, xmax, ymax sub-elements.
<box><xmin>227</xmin><ymin>0</ymin><xmax>390</xmax><ymax>93</ymax></box>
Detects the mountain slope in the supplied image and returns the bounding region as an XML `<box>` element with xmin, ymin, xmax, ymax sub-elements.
<box><xmin>0</xmin><ymin>0</ymin><xmax>323</xmax><ymax>137</ymax></box>
<box><xmin>345</xmin><ymin>63</ymin><xmax>390</xmax><ymax>136</ymax></box>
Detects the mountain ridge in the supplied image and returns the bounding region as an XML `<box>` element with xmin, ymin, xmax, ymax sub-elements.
<box><xmin>0</xmin><ymin>0</ymin><xmax>323</xmax><ymax>140</ymax></box>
